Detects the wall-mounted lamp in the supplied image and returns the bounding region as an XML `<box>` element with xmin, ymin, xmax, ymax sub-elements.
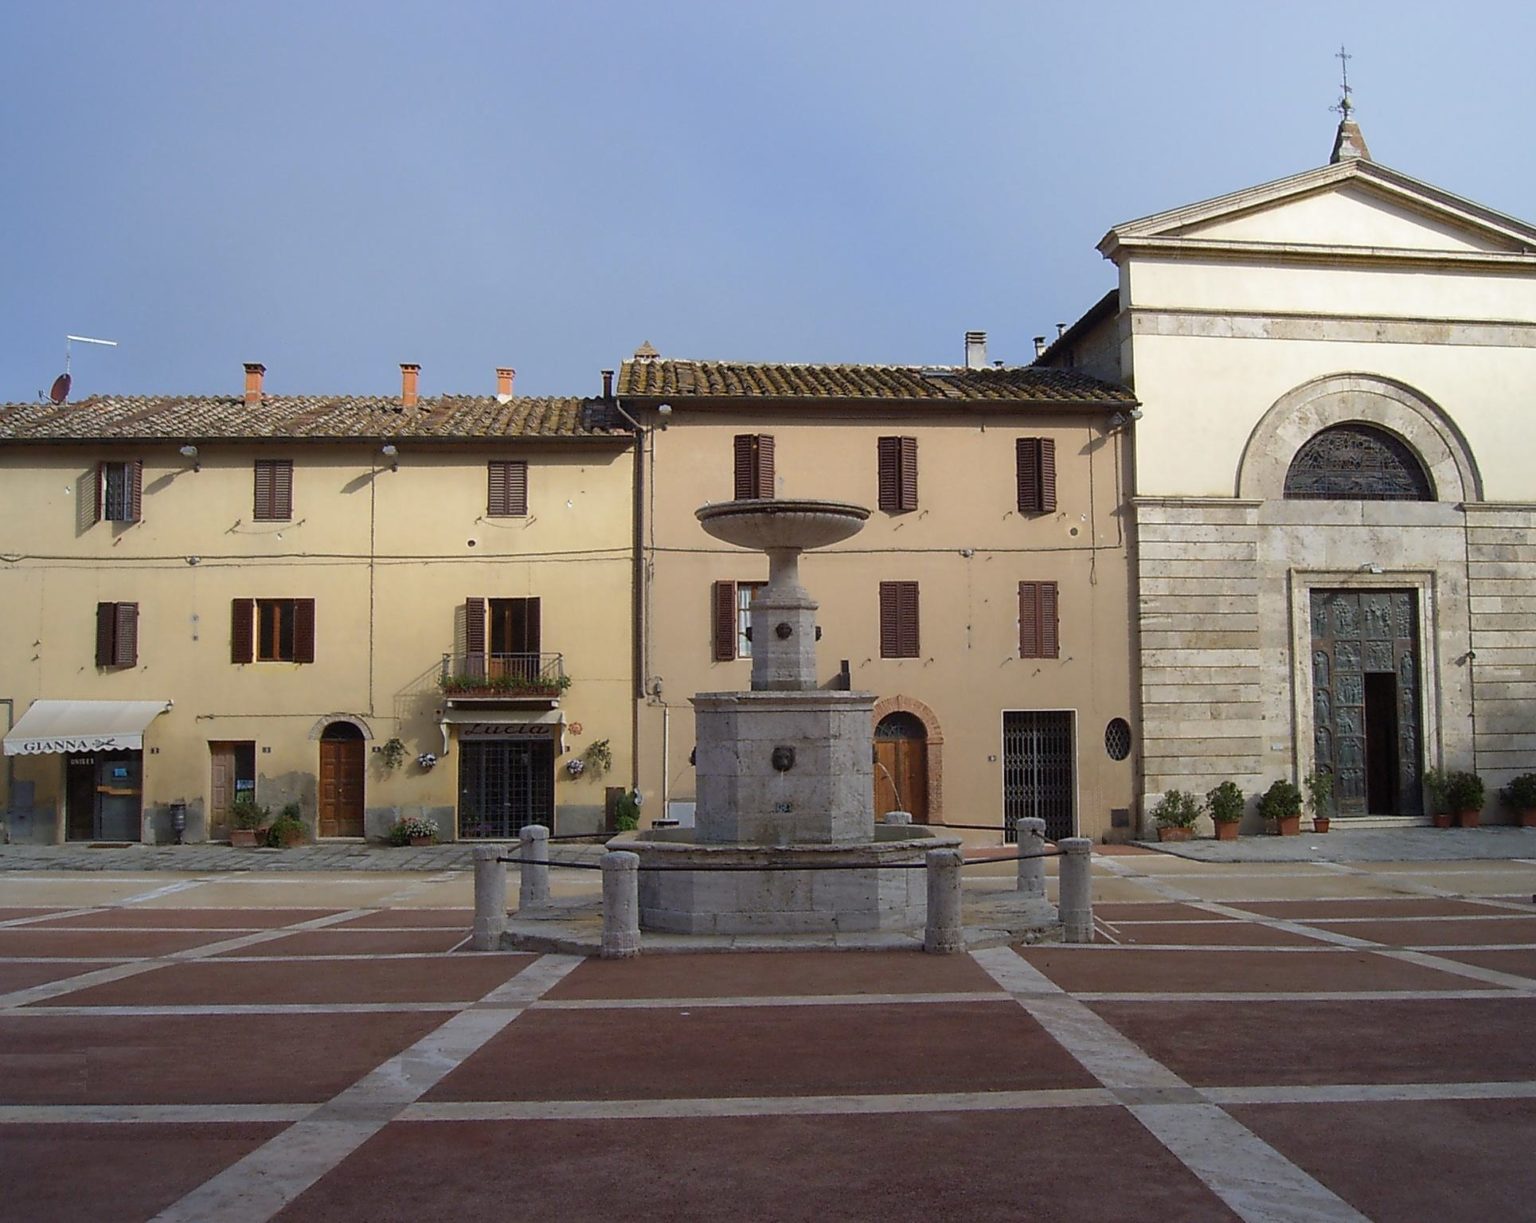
<box><xmin>178</xmin><ymin>443</ymin><xmax>200</xmax><ymax>472</ymax></box>
<box><xmin>380</xmin><ymin>443</ymin><xmax>399</xmax><ymax>472</ymax></box>
<box><xmin>1106</xmin><ymin>407</ymin><xmax>1144</xmax><ymax>431</ymax></box>
<box><xmin>657</xmin><ymin>403</ymin><xmax>673</xmax><ymax>427</ymax></box>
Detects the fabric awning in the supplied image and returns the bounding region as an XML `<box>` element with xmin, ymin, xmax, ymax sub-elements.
<box><xmin>3</xmin><ymin>699</ymin><xmax>173</xmax><ymax>756</ymax></box>
<box><xmin>437</xmin><ymin>707</ymin><xmax>565</xmax><ymax>754</ymax></box>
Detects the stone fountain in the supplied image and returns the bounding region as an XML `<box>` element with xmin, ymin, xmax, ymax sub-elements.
<box><xmin>610</xmin><ymin>498</ymin><xmax>959</xmax><ymax>935</ymax></box>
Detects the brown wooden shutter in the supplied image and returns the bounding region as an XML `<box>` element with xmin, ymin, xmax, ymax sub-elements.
<box><xmin>1017</xmin><ymin>438</ymin><xmax>1039</xmax><ymax>512</ymax></box>
<box><xmin>487</xmin><ymin>463</ymin><xmax>508</xmax><ymax>516</ymax></box>
<box><xmin>756</xmin><ymin>434</ymin><xmax>774</xmax><ymax>498</ymax></box>
<box><xmin>96</xmin><ymin>603</ymin><xmax>115</xmax><ymax>667</ymax></box>
<box><xmin>464</xmin><ymin>596</ymin><xmax>486</xmax><ymax>676</ymax></box>
<box><xmin>879</xmin><ymin>581</ymin><xmax>918</xmax><ymax>657</ymax></box>
<box><xmin>712</xmin><ymin>581</ymin><xmax>737</xmax><ymax>661</ymax></box>
<box><xmin>899</xmin><ymin>436</ymin><xmax>917</xmax><ymax>511</ymax></box>
<box><xmin>293</xmin><ymin>599</ymin><xmax>316</xmax><ymax>664</ymax></box>
<box><xmin>898</xmin><ymin>581</ymin><xmax>919</xmax><ymax>656</ymax></box>
<box><xmin>507</xmin><ymin>461</ymin><xmax>527</xmax><ymax>515</ymax></box>
<box><xmin>733</xmin><ymin>435</ymin><xmax>754</xmax><ymax>499</ymax></box>
<box><xmin>115</xmin><ymin>602</ymin><xmax>139</xmax><ymax>667</ymax></box>
<box><xmin>877</xmin><ymin>437</ymin><xmax>900</xmax><ymax>511</ymax></box>
<box><xmin>1039</xmin><ymin>438</ymin><xmax>1056</xmax><ymax>513</ymax></box>
<box><xmin>487</xmin><ymin>461</ymin><xmax>528</xmax><ymax>516</ymax></box>
<box><xmin>1019</xmin><ymin>581</ymin><xmax>1060</xmax><ymax>658</ymax></box>
<box><xmin>93</xmin><ymin>462</ymin><xmax>104</xmax><ymax>523</ymax></box>
<box><xmin>231</xmin><ymin>598</ymin><xmax>255</xmax><ymax>664</ymax></box>
<box><xmin>254</xmin><ymin>460</ymin><xmax>293</xmax><ymax>520</ymax></box>
<box><xmin>879</xmin><ymin>583</ymin><xmax>899</xmax><ymax>657</ymax></box>
<box><xmin>127</xmin><ymin>459</ymin><xmax>143</xmax><ymax>522</ymax></box>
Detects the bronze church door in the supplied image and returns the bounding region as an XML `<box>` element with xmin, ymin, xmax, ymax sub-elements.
<box><xmin>1310</xmin><ymin>591</ymin><xmax>1422</xmax><ymax>816</ymax></box>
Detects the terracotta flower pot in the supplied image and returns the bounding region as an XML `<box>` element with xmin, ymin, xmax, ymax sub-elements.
<box><xmin>1521</xmin><ymin>809</ymin><xmax>1536</xmax><ymax>829</ymax></box>
<box><xmin>1275</xmin><ymin>815</ymin><xmax>1301</xmax><ymax>836</ymax></box>
<box><xmin>409</xmin><ymin>834</ymin><xmax>434</xmax><ymax>847</ymax></box>
<box><xmin>1312</xmin><ymin>818</ymin><xmax>1330</xmax><ymax>834</ymax></box>
<box><xmin>1433</xmin><ymin>812</ymin><xmax>1453</xmax><ymax>829</ymax></box>
<box><xmin>1214</xmin><ymin>820</ymin><xmax>1240</xmax><ymax>841</ymax></box>
<box><xmin>1157</xmin><ymin>826</ymin><xmax>1193</xmax><ymax>842</ymax></box>
<box><xmin>1457</xmin><ymin>809</ymin><xmax>1481</xmax><ymax>829</ymax></box>
<box><xmin>229</xmin><ymin>828</ymin><xmax>258</xmax><ymax>847</ymax></box>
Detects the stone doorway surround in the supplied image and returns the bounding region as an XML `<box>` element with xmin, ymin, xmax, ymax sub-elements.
<box><xmin>870</xmin><ymin>695</ymin><xmax>944</xmax><ymax>823</ymax></box>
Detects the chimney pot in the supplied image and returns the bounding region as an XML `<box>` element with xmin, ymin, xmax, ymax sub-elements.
<box><xmin>964</xmin><ymin>331</ymin><xmax>988</xmax><ymax>370</ymax></box>
<box><xmin>1033</xmin><ymin>336</ymin><xmax>1047</xmax><ymax>358</ymax></box>
<box><xmin>601</xmin><ymin>369</ymin><xmax>614</xmax><ymax>400</ymax></box>
<box><xmin>243</xmin><ymin>363</ymin><xmax>266</xmax><ymax>407</ymax></box>
<box><xmin>496</xmin><ymin>367</ymin><xmax>515</xmax><ymax>403</ymax></box>
<box><xmin>400</xmin><ymin>363</ymin><xmax>420</xmax><ymax>409</ymax></box>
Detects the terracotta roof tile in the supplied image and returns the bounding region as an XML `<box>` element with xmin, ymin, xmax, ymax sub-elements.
<box><xmin>618</xmin><ymin>359</ymin><xmax>1135</xmax><ymax>405</ymax></box>
<box><xmin>0</xmin><ymin>395</ymin><xmax>631</xmax><ymax>443</ymax></box>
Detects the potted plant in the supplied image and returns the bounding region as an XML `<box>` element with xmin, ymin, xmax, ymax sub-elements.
<box><xmin>1258</xmin><ymin>779</ymin><xmax>1303</xmax><ymax>836</ymax></box>
<box><xmin>1205</xmin><ymin>780</ymin><xmax>1244</xmax><ymax>841</ymax></box>
<box><xmin>266</xmin><ymin>803</ymin><xmax>307</xmax><ymax>848</ymax></box>
<box><xmin>388</xmin><ymin>814</ymin><xmax>440</xmax><ymax>847</ymax></box>
<box><xmin>613</xmin><ymin>789</ymin><xmax>642</xmax><ymax>832</ymax></box>
<box><xmin>1500</xmin><ymin>773</ymin><xmax>1536</xmax><ymax>828</ymax></box>
<box><xmin>378</xmin><ymin>737</ymin><xmax>407</xmax><ymax>771</ymax></box>
<box><xmin>1424</xmin><ymin>767</ymin><xmax>1454</xmax><ymax>828</ymax></box>
<box><xmin>1150</xmin><ymin>789</ymin><xmax>1200</xmax><ymax>841</ymax></box>
<box><xmin>228</xmin><ymin>798</ymin><xmax>269</xmax><ymax>847</ymax></box>
<box><xmin>1445</xmin><ymin>770</ymin><xmax>1485</xmax><ymax>828</ymax></box>
<box><xmin>1303</xmin><ymin>769</ymin><xmax>1334</xmax><ymax>833</ymax></box>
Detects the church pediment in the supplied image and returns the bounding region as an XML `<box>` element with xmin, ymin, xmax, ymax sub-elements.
<box><xmin>1100</xmin><ymin>160</ymin><xmax>1536</xmax><ymax>264</ymax></box>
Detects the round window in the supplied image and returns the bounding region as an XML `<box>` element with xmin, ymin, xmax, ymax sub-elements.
<box><xmin>1104</xmin><ymin>718</ymin><xmax>1132</xmax><ymax>761</ymax></box>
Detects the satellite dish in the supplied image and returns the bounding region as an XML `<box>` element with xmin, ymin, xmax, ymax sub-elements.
<box><xmin>49</xmin><ymin>373</ymin><xmax>71</xmax><ymax>404</ymax></box>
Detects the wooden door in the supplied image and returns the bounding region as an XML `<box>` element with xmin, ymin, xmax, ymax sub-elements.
<box><xmin>318</xmin><ymin>725</ymin><xmax>366</xmax><ymax>837</ymax></box>
<box><xmin>210</xmin><ymin>743</ymin><xmax>236</xmax><ymax>837</ymax></box>
<box><xmin>874</xmin><ymin>714</ymin><xmax>928</xmax><ymax>823</ymax></box>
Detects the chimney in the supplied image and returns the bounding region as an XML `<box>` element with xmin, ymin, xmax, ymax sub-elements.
<box><xmin>495</xmin><ymin>367</ymin><xmax>515</xmax><ymax>403</ymax></box>
<box><xmin>601</xmin><ymin>369</ymin><xmax>614</xmax><ymax>399</ymax></box>
<box><xmin>243</xmin><ymin>363</ymin><xmax>265</xmax><ymax>407</ymax></box>
<box><xmin>1033</xmin><ymin>336</ymin><xmax>1047</xmax><ymax>359</ymax></box>
<box><xmin>964</xmin><ymin>331</ymin><xmax>988</xmax><ymax>370</ymax></box>
<box><xmin>400</xmin><ymin>363</ymin><xmax>420</xmax><ymax>409</ymax></box>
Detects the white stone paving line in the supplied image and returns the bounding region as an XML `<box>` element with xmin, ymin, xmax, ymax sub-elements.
<box><xmin>1074</xmin><ymin>989</ymin><xmax>1517</xmax><ymax>1003</ymax></box>
<box><xmin>149</xmin><ymin>952</ymin><xmax>583</xmax><ymax>1223</ymax></box>
<box><xmin>0</xmin><ymin>908</ymin><xmax>378</xmax><ymax>1010</ymax></box>
<box><xmin>971</xmin><ymin>945</ymin><xmax>1368</xmax><ymax>1223</ymax></box>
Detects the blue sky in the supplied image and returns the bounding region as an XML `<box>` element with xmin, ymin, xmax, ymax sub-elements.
<box><xmin>3</xmin><ymin>1</ymin><xmax>1534</xmax><ymax>401</ymax></box>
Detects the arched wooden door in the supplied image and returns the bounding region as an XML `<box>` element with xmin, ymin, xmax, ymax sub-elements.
<box><xmin>874</xmin><ymin>712</ymin><xmax>928</xmax><ymax>823</ymax></box>
<box><xmin>318</xmin><ymin>722</ymin><xmax>366</xmax><ymax>837</ymax></box>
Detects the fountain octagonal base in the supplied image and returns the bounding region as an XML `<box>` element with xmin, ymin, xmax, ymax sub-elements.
<box><xmin>607</xmin><ymin>827</ymin><xmax>962</xmax><ymax>935</ymax></box>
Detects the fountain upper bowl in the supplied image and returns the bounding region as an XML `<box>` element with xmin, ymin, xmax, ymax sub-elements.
<box><xmin>696</xmin><ymin>499</ymin><xmax>870</xmax><ymax>551</ymax></box>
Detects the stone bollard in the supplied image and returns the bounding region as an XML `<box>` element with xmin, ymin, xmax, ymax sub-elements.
<box><xmin>1058</xmin><ymin>836</ymin><xmax>1094</xmax><ymax>944</ymax></box>
<box><xmin>923</xmin><ymin>848</ymin><xmax>964</xmax><ymax>954</ymax></box>
<box><xmin>601</xmin><ymin>850</ymin><xmax>642</xmax><ymax>959</ymax></box>
<box><xmin>1015</xmin><ymin>817</ymin><xmax>1047</xmax><ymax>897</ymax></box>
<box><xmin>882</xmin><ymin>810</ymin><xmax>912</xmax><ymax>826</ymax></box>
<box><xmin>518</xmin><ymin>823</ymin><xmax>550</xmax><ymax>912</ymax></box>
<box><xmin>471</xmin><ymin>844</ymin><xmax>507</xmax><ymax>951</ymax></box>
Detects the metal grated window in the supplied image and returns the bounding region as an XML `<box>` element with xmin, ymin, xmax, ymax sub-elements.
<box><xmin>458</xmin><ymin>737</ymin><xmax>555</xmax><ymax>838</ymax></box>
<box><xmin>1284</xmin><ymin>425</ymin><xmax>1433</xmax><ymax>501</ymax></box>
<box><xmin>1002</xmin><ymin>710</ymin><xmax>1075</xmax><ymax>842</ymax></box>
<box><xmin>1104</xmin><ymin>718</ymin><xmax>1132</xmax><ymax>761</ymax></box>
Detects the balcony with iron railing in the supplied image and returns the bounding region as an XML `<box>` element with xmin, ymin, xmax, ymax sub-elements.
<box><xmin>438</xmin><ymin>652</ymin><xmax>569</xmax><ymax>699</ymax></box>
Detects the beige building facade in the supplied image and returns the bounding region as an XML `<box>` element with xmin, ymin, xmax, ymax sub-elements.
<box><xmin>1046</xmin><ymin>120</ymin><xmax>1536</xmax><ymax>830</ymax></box>
<box><xmin>617</xmin><ymin>352</ymin><xmax>1142</xmax><ymax>845</ymax></box>
<box><xmin>0</xmin><ymin>366</ymin><xmax>634</xmax><ymax>844</ymax></box>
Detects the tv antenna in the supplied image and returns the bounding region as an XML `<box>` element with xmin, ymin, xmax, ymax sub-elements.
<box><xmin>44</xmin><ymin>334</ymin><xmax>118</xmax><ymax>404</ymax></box>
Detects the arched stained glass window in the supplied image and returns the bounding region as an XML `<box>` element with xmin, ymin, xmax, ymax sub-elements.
<box><xmin>1283</xmin><ymin>425</ymin><xmax>1433</xmax><ymax>501</ymax></box>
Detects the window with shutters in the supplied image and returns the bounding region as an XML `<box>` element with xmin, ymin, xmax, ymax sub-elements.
<box><xmin>1018</xmin><ymin>581</ymin><xmax>1060</xmax><ymax>659</ymax></box>
<box><xmin>95</xmin><ymin>602</ymin><xmax>139</xmax><ymax>668</ymax></box>
<box><xmin>230</xmin><ymin>598</ymin><xmax>315</xmax><ymax>664</ymax></box>
<box><xmin>487</xmin><ymin>460</ymin><xmax>529</xmax><ymax>516</ymax></box>
<box><xmin>253</xmin><ymin>459</ymin><xmax>294</xmax><ymax>521</ymax></box>
<box><xmin>1015</xmin><ymin>437</ymin><xmax>1057</xmax><ymax>514</ymax></box>
<box><xmin>710</xmin><ymin>580</ymin><xmax>765</xmax><ymax>661</ymax></box>
<box><xmin>98</xmin><ymin>460</ymin><xmax>143</xmax><ymax>523</ymax></box>
<box><xmin>877</xmin><ymin>436</ymin><xmax>918</xmax><ymax>512</ymax></box>
<box><xmin>879</xmin><ymin>581</ymin><xmax>920</xmax><ymax>659</ymax></box>
<box><xmin>733</xmin><ymin>435</ymin><xmax>775</xmax><ymax>499</ymax></box>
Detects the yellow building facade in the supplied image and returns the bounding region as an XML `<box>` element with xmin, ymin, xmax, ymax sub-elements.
<box><xmin>0</xmin><ymin>368</ymin><xmax>635</xmax><ymax>844</ymax></box>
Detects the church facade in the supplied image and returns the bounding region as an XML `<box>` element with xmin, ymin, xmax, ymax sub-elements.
<box><xmin>1046</xmin><ymin>120</ymin><xmax>1536</xmax><ymax>829</ymax></box>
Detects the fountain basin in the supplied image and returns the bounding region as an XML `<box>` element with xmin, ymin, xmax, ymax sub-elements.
<box><xmin>608</xmin><ymin>826</ymin><xmax>963</xmax><ymax>935</ymax></box>
<box><xmin>697</xmin><ymin>498</ymin><xmax>869</xmax><ymax>552</ymax></box>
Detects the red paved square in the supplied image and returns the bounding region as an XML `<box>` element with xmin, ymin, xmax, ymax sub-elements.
<box><xmin>331</xmin><ymin>909</ymin><xmax>473</xmax><ymax>929</ymax></box>
<box><xmin>1021</xmin><ymin>946</ymin><xmax>1489</xmax><ymax>994</ymax></box>
<box><xmin>1229</xmin><ymin>898</ymin><xmax>1509</xmax><ymax>920</ymax></box>
<box><xmin>210</xmin><ymin>928</ymin><xmax>471</xmax><ymax>957</ymax></box>
<box><xmin>279</xmin><ymin>1110</ymin><xmax>1236</xmax><ymax>1222</ymax></box>
<box><xmin>1</xmin><ymin>1121</ymin><xmax>287</xmax><ymax>1223</ymax></box>
<box><xmin>40</xmin><ymin>952</ymin><xmax>533</xmax><ymax>1006</ymax></box>
<box><xmin>29</xmin><ymin>907</ymin><xmax>344</xmax><ymax>930</ymax></box>
<box><xmin>1230</xmin><ymin>1098</ymin><xmax>1536</xmax><ymax>1221</ymax></box>
<box><xmin>1088</xmin><ymin>997</ymin><xmax>1536</xmax><ymax>1086</ymax></box>
<box><xmin>0</xmin><ymin>908</ymin><xmax>64</xmax><ymax>921</ymax></box>
<box><xmin>1310</xmin><ymin>918</ymin><xmax>1536</xmax><ymax>946</ymax></box>
<box><xmin>1095</xmin><ymin>902</ymin><xmax>1230</xmax><ymax>922</ymax></box>
<box><xmin>547</xmin><ymin>950</ymin><xmax>1002</xmax><ymax>1001</ymax></box>
<box><xmin>0</xmin><ymin>928</ymin><xmax>237</xmax><ymax>957</ymax></box>
<box><xmin>1434</xmin><ymin>948</ymin><xmax>1536</xmax><ymax>980</ymax></box>
<box><xmin>1103</xmin><ymin>920</ymin><xmax>1328</xmax><ymax>947</ymax></box>
<box><xmin>0</xmin><ymin>960</ymin><xmax>114</xmax><ymax>994</ymax></box>
<box><xmin>428</xmin><ymin>1000</ymin><xmax>1094</xmax><ymax>1101</ymax></box>
<box><xmin>0</xmin><ymin>1012</ymin><xmax>443</xmax><ymax>1104</ymax></box>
